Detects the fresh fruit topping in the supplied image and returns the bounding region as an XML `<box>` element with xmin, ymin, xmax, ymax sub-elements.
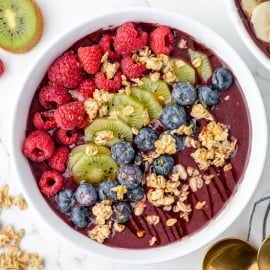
<box><xmin>133</xmin><ymin>155</ymin><xmax>145</xmax><ymax>171</ymax></box>
<box><xmin>98</xmin><ymin>180</ymin><xmax>119</xmax><ymax>201</ymax></box>
<box><xmin>172</xmin><ymin>82</ymin><xmax>197</xmax><ymax>106</ymax></box>
<box><xmin>212</xmin><ymin>67</ymin><xmax>234</xmax><ymax>91</ymax></box>
<box><xmin>112</xmin><ymin>201</ymin><xmax>132</xmax><ymax>223</ymax></box>
<box><xmin>39</xmin><ymin>170</ymin><xmax>64</xmax><ymax>196</ymax></box>
<box><xmin>149</xmin><ymin>25</ymin><xmax>174</xmax><ymax>55</ymax></box>
<box><xmin>171</xmin><ymin>59</ymin><xmax>196</xmax><ymax>84</ymax></box>
<box><xmin>69</xmin><ymin>155</ymin><xmax>118</xmax><ymax>184</ymax></box>
<box><xmin>241</xmin><ymin>0</ymin><xmax>266</xmax><ymax>17</ymax></box>
<box><xmin>108</xmin><ymin>94</ymin><xmax>144</xmax><ymax>129</ymax></box>
<box><xmin>70</xmin><ymin>206</ymin><xmax>90</xmax><ymax>228</ymax></box>
<box><xmin>160</xmin><ymin>104</ymin><xmax>187</xmax><ymax>129</ymax></box>
<box><xmin>85</xmin><ymin>118</ymin><xmax>133</xmax><ymax>147</ymax></box>
<box><xmin>48</xmin><ymin>146</ymin><xmax>70</xmax><ymax>172</ymax></box>
<box><xmin>0</xmin><ymin>0</ymin><xmax>43</xmax><ymax>53</ymax></box>
<box><xmin>127</xmin><ymin>185</ymin><xmax>145</xmax><ymax>201</ymax></box>
<box><xmin>78</xmin><ymin>45</ymin><xmax>102</xmax><ymax>74</ymax></box>
<box><xmin>117</xmin><ymin>164</ymin><xmax>142</xmax><ymax>189</ymax></box>
<box><xmin>0</xmin><ymin>59</ymin><xmax>5</xmax><ymax>77</ymax></box>
<box><xmin>48</xmin><ymin>51</ymin><xmax>83</xmax><ymax>88</ymax></box>
<box><xmin>54</xmin><ymin>101</ymin><xmax>88</xmax><ymax>130</ymax></box>
<box><xmin>150</xmin><ymin>154</ymin><xmax>174</xmax><ymax>176</ymax></box>
<box><xmin>57</xmin><ymin>128</ymin><xmax>78</xmax><ymax>145</ymax></box>
<box><xmin>160</xmin><ymin>131</ymin><xmax>184</xmax><ymax>152</ymax></box>
<box><xmin>188</xmin><ymin>49</ymin><xmax>212</xmax><ymax>82</ymax></box>
<box><xmin>121</xmin><ymin>55</ymin><xmax>147</xmax><ymax>79</ymax></box>
<box><xmin>95</xmin><ymin>70</ymin><xmax>122</xmax><ymax>92</ymax></box>
<box><xmin>111</xmin><ymin>142</ymin><xmax>135</xmax><ymax>165</ymax></box>
<box><xmin>76</xmin><ymin>78</ymin><xmax>96</xmax><ymax>99</ymax></box>
<box><xmin>131</xmin><ymin>87</ymin><xmax>162</xmax><ymax>120</ymax></box>
<box><xmin>23</xmin><ymin>130</ymin><xmax>54</xmax><ymax>162</ymax></box>
<box><xmin>39</xmin><ymin>85</ymin><xmax>71</xmax><ymax>109</ymax></box>
<box><xmin>140</xmin><ymin>77</ymin><xmax>171</xmax><ymax>105</ymax></box>
<box><xmin>134</xmin><ymin>127</ymin><xmax>158</xmax><ymax>152</ymax></box>
<box><xmin>33</xmin><ymin>111</ymin><xmax>57</xmax><ymax>130</ymax></box>
<box><xmin>99</xmin><ymin>34</ymin><xmax>119</xmax><ymax>59</ymax></box>
<box><xmin>74</xmin><ymin>182</ymin><xmax>97</xmax><ymax>206</ymax></box>
<box><xmin>198</xmin><ymin>86</ymin><xmax>220</xmax><ymax>107</ymax></box>
<box><xmin>56</xmin><ymin>189</ymin><xmax>75</xmax><ymax>213</ymax></box>
<box><xmin>114</xmin><ymin>22</ymin><xmax>148</xmax><ymax>54</ymax></box>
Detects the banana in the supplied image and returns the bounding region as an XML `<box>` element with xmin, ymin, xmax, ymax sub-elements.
<box><xmin>251</xmin><ymin>1</ymin><xmax>270</xmax><ymax>43</ymax></box>
<box><xmin>241</xmin><ymin>0</ymin><xmax>266</xmax><ymax>17</ymax></box>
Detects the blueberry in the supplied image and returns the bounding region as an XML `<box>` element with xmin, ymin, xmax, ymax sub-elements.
<box><xmin>212</xmin><ymin>67</ymin><xmax>233</xmax><ymax>91</ymax></box>
<box><xmin>198</xmin><ymin>85</ymin><xmax>220</xmax><ymax>106</ymax></box>
<box><xmin>117</xmin><ymin>164</ymin><xmax>142</xmax><ymax>189</ymax></box>
<box><xmin>172</xmin><ymin>82</ymin><xmax>197</xmax><ymax>106</ymax></box>
<box><xmin>127</xmin><ymin>185</ymin><xmax>145</xmax><ymax>201</ymax></box>
<box><xmin>133</xmin><ymin>155</ymin><xmax>145</xmax><ymax>171</ymax></box>
<box><xmin>98</xmin><ymin>179</ymin><xmax>119</xmax><ymax>201</ymax></box>
<box><xmin>112</xmin><ymin>202</ymin><xmax>132</xmax><ymax>223</ymax></box>
<box><xmin>75</xmin><ymin>182</ymin><xmax>97</xmax><ymax>206</ymax></box>
<box><xmin>151</xmin><ymin>154</ymin><xmax>174</xmax><ymax>176</ymax></box>
<box><xmin>189</xmin><ymin>118</ymin><xmax>200</xmax><ymax>136</ymax></box>
<box><xmin>70</xmin><ymin>206</ymin><xmax>90</xmax><ymax>228</ymax></box>
<box><xmin>56</xmin><ymin>189</ymin><xmax>75</xmax><ymax>214</ymax></box>
<box><xmin>160</xmin><ymin>104</ymin><xmax>187</xmax><ymax>129</ymax></box>
<box><xmin>160</xmin><ymin>130</ymin><xmax>184</xmax><ymax>152</ymax></box>
<box><xmin>134</xmin><ymin>127</ymin><xmax>158</xmax><ymax>152</ymax></box>
<box><xmin>111</xmin><ymin>142</ymin><xmax>135</xmax><ymax>165</ymax></box>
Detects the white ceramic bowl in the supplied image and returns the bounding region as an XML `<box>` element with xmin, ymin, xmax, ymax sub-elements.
<box><xmin>11</xmin><ymin>7</ymin><xmax>267</xmax><ymax>264</ymax></box>
<box><xmin>226</xmin><ymin>0</ymin><xmax>270</xmax><ymax>70</ymax></box>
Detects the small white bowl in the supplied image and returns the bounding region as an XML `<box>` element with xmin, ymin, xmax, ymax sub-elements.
<box><xmin>11</xmin><ymin>7</ymin><xmax>267</xmax><ymax>264</ymax></box>
<box><xmin>226</xmin><ymin>0</ymin><xmax>270</xmax><ymax>70</ymax></box>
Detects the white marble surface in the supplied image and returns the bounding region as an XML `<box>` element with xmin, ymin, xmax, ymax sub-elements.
<box><xmin>1</xmin><ymin>0</ymin><xmax>270</xmax><ymax>269</ymax></box>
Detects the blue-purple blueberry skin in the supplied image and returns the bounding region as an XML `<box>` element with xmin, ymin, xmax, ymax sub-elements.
<box><xmin>111</xmin><ymin>142</ymin><xmax>135</xmax><ymax>165</ymax></box>
<box><xmin>98</xmin><ymin>179</ymin><xmax>119</xmax><ymax>201</ymax></box>
<box><xmin>134</xmin><ymin>127</ymin><xmax>158</xmax><ymax>152</ymax></box>
<box><xmin>151</xmin><ymin>154</ymin><xmax>174</xmax><ymax>176</ymax></box>
<box><xmin>112</xmin><ymin>201</ymin><xmax>132</xmax><ymax>223</ymax></box>
<box><xmin>70</xmin><ymin>206</ymin><xmax>90</xmax><ymax>228</ymax></box>
<box><xmin>117</xmin><ymin>164</ymin><xmax>142</xmax><ymax>189</ymax></box>
<box><xmin>212</xmin><ymin>67</ymin><xmax>233</xmax><ymax>91</ymax></box>
<box><xmin>172</xmin><ymin>82</ymin><xmax>197</xmax><ymax>106</ymax></box>
<box><xmin>75</xmin><ymin>182</ymin><xmax>97</xmax><ymax>206</ymax></box>
<box><xmin>56</xmin><ymin>189</ymin><xmax>75</xmax><ymax>214</ymax></box>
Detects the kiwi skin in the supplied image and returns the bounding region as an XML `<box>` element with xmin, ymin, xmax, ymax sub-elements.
<box><xmin>0</xmin><ymin>0</ymin><xmax>44</xmax><ymax>53</ymax></box>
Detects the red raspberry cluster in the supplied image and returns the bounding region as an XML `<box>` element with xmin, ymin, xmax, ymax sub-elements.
<box><xmin>22</xmin><ymin>22</ymin><xmax>175</xmax><ymax>197</ymax></box>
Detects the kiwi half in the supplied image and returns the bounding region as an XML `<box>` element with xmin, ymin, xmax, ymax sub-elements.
<box><xmin>171</xmin><ymin>59</ymin><xmax>196</xmax><ymax>84</ymax></box>
<box><xmin>84</xmin><ymin>118</ymin><xmax>133</xmax><ymax>147</ymax></box>
<box><xmin>0</xmin><ymin>0</ymin><xmax>44</xmax><ymax>53</ymax></box>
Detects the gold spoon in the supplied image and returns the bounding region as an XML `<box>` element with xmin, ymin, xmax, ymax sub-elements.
<box><xmin>203</xmin><ymin>238</ymin><xmax>259</xmax><ymax>270</ymax></box>
<box><xmin>257</xmin><ymin>236</ymin><xmax>270</xmax><ymax>270</ymax></box>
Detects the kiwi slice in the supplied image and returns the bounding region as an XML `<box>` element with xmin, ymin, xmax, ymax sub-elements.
<box><xmin>67</xmin><ymin>143</ymin><xmax>110</xmax><ymax>168</ymax></box>
<box><xmin>171</xmin><ymin>59</ymin><xmax>196</xmax><ymax>84</ymax></box>
<box><xmin>131</xmin><ymin>87</ymin><xmax>162</xmax><ymax>120</ymax></box>
<box><xmin>70</xmin><ymin>155</ymin><xmax>118</xmax><ymax>184</ymax></box>
<box><xmin>85</xmin><ymin>118</ymin><xmax>133</xmax><ymax>147</ymax></box>
<box><xmin>0</xmin><ymin>0</ymin><xmax>44</xmax><ymax>53</ymax></box>
<box><xmin>140</xmin><ymin>77</ymin><xmax>171</xmax><ymax>105</ymax></box>
<box><xmin>108</xmin><ymin>94</ymin><xmax>144</xmax><ymax>129</ymax></box>
<box><xmin>188</xmin><ymin>49</ymin><xmax>212</xmax><ymax>83</ymax></box>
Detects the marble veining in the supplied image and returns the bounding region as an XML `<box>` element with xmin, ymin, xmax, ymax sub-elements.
<box><xmin>1</xmin><ymin>1</ymin><xmax>270</xmax><ymax>269</ymax></box>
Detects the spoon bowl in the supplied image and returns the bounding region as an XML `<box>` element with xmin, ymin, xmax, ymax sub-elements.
<box><xmin>257</xmin><ymin>236</ymin><xmax>270</xmax><ymax>270</ymax></box>
<box><xmin>203</xmin><ymin>238</ymin><xmax>259</xmax><ymax>270</ymax></box>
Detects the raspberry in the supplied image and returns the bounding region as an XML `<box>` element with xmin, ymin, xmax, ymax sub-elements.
<box><xmin>78</xmin><ymin>45</ymin><xmax>102</xmax><ymax>74</ymax></box>
<box><xmin>114</xmin><ymin>22</ymin><xmax>148</xmax><ymax>54</ymax></box>
<box><xmin>149</xmin><ymin>26</ymin><xmax>174</xmax><ymax>55</ymax></box>
<box><xmin>39</xmin><ymin>85</ymin><xmax>71</xmax><ymax>109</ymax></box>
<box><xmin>48</xmin><ymin>51</ymin><xmax>83</xmax><ymax>88</ymax></box>
<box><xmin>22</xmin><ymin>130</ymin><xmax>55</xmax><ymax>162</ymax></box>
<box><xmin>39</xmin><ymin>170</ymin><xmax>64</xmax><ymax>196</ymax></box>
<box><xmin>99</xmin><ymin>34</ymin><xmax>119</xmax><ymax>59</ymax></box>
<box><xmin>0</xmin><ymin>59</ymin><xmax>5</xmax><ymax>77</ymax></box>
<box><xmin>33</xmin><ymin>111</ymin><xmax>57</xmax><ymax>130</ymax></box>
<box><xmin>95</xmin><ymin>70</ymin><xmax>122</xmax><ymax>92</ymax></box>
<box><xmin>54</xmin><ymin>101</ymin><xmax>88</xmax><ymax>130</ymax></box>
<box><xmin>57</xmin><ymin>128</ymin><xmax>78</xmax><ymax>145</ymax></box>
<box><xmin>76</xmin><ymin>78</ymin><xmax>96</xmax><ymax>99</ymax></box>
<box><xmin>48</xmin><ymin>146</ymin><xmax>70</xmax><ymax>172</ymax></box>
<box><xmin>121</xmin><ymin>55</ymin><xmax>147</xmax><ymax>79</ymax></box>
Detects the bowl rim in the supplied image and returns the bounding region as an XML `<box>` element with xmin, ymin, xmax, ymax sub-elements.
<box><xmin>10</xmin><ymin>7</ymin><xmax>268</xmax><ymax>264</ymax></box>
<box><xmin>226</xmin><ymin>0</ymin><xmax>270</xmax><ymax>70</ymax></box>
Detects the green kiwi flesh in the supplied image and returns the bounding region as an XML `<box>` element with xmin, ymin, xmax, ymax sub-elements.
<box><xmin>171</xmin><ymin>59</ymin><xmax>196</xmax><ymax>84</ymax></box>
<box><xmin>70</xmin><ymin>155</ymin><xmax>118</xmax><ymax>184</ymax></box>
<box><xmin>84</xmin><ymin>118</ymin><xmax>133</xmax><ymax>147</ymax></box>
<box><xmin>0</xmin><ymin>0</ymin><xmax>44</xmax><ymax>53</ymax></box>
<box><xmin>108</xmin><ymin>94</ymin><xmax>144</xmax><ymax>129</ymax></box>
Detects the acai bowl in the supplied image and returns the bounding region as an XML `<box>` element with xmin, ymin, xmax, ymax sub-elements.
<box><xmin>11</xmin><ymin>7</ymin><xmax>267</xmax><ymax>264</ymax></box>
